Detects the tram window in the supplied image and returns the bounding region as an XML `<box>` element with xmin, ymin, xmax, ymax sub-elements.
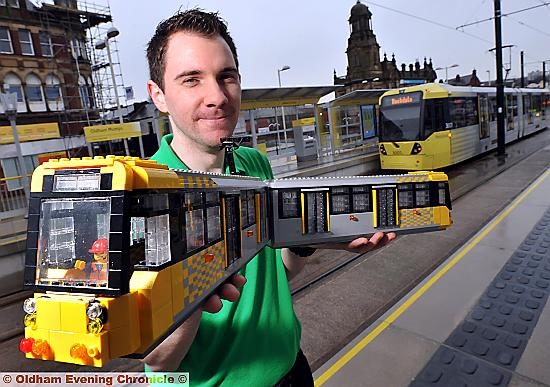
<box><xmin>280</xmin><ymin>190</ymin><xmax>300</xmax><ymax>218</ymax></box>
<box><xmin>247</xmin><ymin>191</ymin><xmax>256</xmax><ymax>226</ymax></box>
<box><xmin>331</xmin><ymin>187</ymin><xmax>350</xmax><ymax>214</ymax></box>
<box><xmin>305</xmin><ymin>192</ymin><xmax>327</xmax><ymax>234</ymax></box>
<box><xmin>489</xmin><ymin>97</ymin><xmax>497</xmax><ymax>122</ymax></box>
<box><xmin>184</xmin><ymin>192</ymin><xmax>204</xmax><ymax>251</ymax></box>
<box><xmin>415</xmin><ymin>190</ymin><xmax>430</xmax><ymax>207</ymax></box>
<box><xmin>438</xmin><ymin>184</ymin><xmax>447</xmax><ymax>206</ymax></box>
<box><xmin>352</xmin><ymin>185</ymin><xmax>370</xmax><ymax>212</ymax></box>
<box><xmin>145</xmin><ymin>214</ymin><xmax>171</xmax><ymax>266</ymax></box>
<box><xmin>423</xmin><ymin>99</ymin><xmax>447</xmax><ymax>137</ymax></box>
<box><xmin>37</xmin><ymin>198</ymin><xmax>111</xmax><ymax>288</ymax></box>
<box><xmin>398</xmin><ymin>190</ymin><xmax>414</xmax><ymax>209</ymax></box>
<box><xmin>450</xmin><ymin>98</ymin><xmax>478</xmax><ymax>127</ymax></box>
<box><xmin>206</xmin><ymin>206</ymin><xmax>221</xmax><ymax>242</ymax></box>
<box><xmin>130</xmin><ymin>217</ymin><xmax>145</xmax><ymax>245</ymax></box>
<box><xmin>259</xmin><ymin>192</ymin><xmax>268</xmax><ymax>240</ymax></box>
<box><xmin>240</xmin><ymin>190</ymin><xmax>255</xmax><ymax>228</ymax></box>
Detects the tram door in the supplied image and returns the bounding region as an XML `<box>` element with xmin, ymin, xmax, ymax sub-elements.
<box><xmin>478</xmin><ymin>94</ymin><xmax>490</xmax><ymax>151</ymax></box>
<box><xmin>223</xmin><ymin>195</ymin><xmax>241</xmax><ymax>268</ymax></box>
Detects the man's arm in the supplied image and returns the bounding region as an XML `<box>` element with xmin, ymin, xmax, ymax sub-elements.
<box><xmin>281</xmin><ymin>232</ymin><xmax>396</xmax><ymax>282</ymax></box>
<box><xmin>143</xmin><ymin>274</ymin><xmax>246</xmax><ymax>371</ymax></box>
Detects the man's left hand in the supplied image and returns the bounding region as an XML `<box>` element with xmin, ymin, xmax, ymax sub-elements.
<box><xmin>318</xmin><ymin>231</ymin><xmax>396</xmax><ymax>254</ymax></box>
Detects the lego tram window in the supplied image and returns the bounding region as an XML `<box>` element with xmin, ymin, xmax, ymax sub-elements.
<box><xmin>280</xmin><ymin>190</ymin><xmax>300</xmax><ymax>218</ymax></box>
<box><xmin>145</xmin><ymin>214</ymin><xmax>171</xmax><ymax>266</ymax></box>
<box><xmin>331</xmin><ymin>187</ymin><xmax>350</xmax><ymax>214</ymax></box>
<box><xmin>304</xmin><ymin>191</ymin><xmax>328</xmax><ymax>234</ymax></box>
<box><xmin>240</xmin><ymin>190</ymin><xmax>256</xmax><ymax>228</ymax></box>
<box><xmin>259</xmin><ymin>191</ymin><xmax>268</xmax><ymax>240</ymax></box>
<box><xmin>184</xmin><ymin>192</ymin><xmax>205</xmax><ymax>252</ymax></box>
<box><xmin>351</xmin><ymin>186</ymin><xmax>371</xmax><ymax>212</ymax></box>
<box><xmin>36</xmin><ymin>197</ymin><xmax>111</xmax><ymax>288</ymax></box>
<box><xmin>205</xmin><ymin>191</ymin><xmax>221</xmax><ymax>243</ymax></box>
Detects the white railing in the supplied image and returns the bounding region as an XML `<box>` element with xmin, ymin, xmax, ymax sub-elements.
<box><xmin>0</xmin><ymin>176</ymin><xmax>28</xmax><ymax>220</ymax></box>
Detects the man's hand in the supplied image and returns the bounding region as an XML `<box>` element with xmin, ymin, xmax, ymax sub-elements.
<box><xmin>321</xmin><ymin>231</ymin><xmax>397</xmax><ymax>254</ymax></box>
<box><xmin>202</xmin><ymin>273</ymin><xmax>246</xmax><ymax>313</ymax></box>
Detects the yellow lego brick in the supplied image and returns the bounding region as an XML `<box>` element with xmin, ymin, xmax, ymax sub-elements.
<box><xmin>36</xmin><ymin>297</ymin><xmax>61</xmax><ymax>331</ymax></box>
<box><xmin>23</xmin><ymin>327</ymin><xmax>51</xmax><ymax>360</ymax></box>
<box><xmin>60</xmin><ymin>298</ymin><xmax>88</xmax><ymax>334</ymax></box>
<box><xmin>98</xmin><ymin>292</ymin><xmax>139</xmax><ymax>330</ymax></box>
<box><xmin>152</xmin><ymin>302</ymin><xmax>174</xmax><ymax>340</ymax></box>
<box><xmin>130</xmin><ymin>269</ymin><xmax>172</xmax><ymax>310</ymax></box>
<box><xmin>108</xmin><ymin>323</ymin><xmax>141</xmax><ymax>359</ymax></box>
<box><xmin>130</xmin><ymin>268</ymin><xmax>173</xmax><ymax>353</ymax></box>
<box><xmin>49</xmin><ymin>330</ymin><xmax>109</xmax><ymax>367</ymax></box>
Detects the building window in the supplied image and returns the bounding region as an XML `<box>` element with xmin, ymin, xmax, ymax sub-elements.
<box><xmin>26</xmin><ymin>74</ymin><xmax>44</xmax><ymax>102</ymax></box>
<box><xmin>18</xmin><ymin>29</ymin><xmax>34</xmax><ymax>55</ymax></box>
<box><xmin>39</xmin><ymin>32</ymin><xmax>53</xmax><ymax>57</ymax></box>
<box><xmin>4</xmin><ymin>73</ymin><xmax>24</xmax><ymax>102</ymax></box>
<box><xmin>0</xmin><ymin>0</ymin><xmax>6</xmax><ymax>6</ymax></box>
<box><xmin>78</xmin><ymin>75</ymin><xmax>91</xmax><ymax>108</ymax></box>
<box><xmin>0</xmin><ymin>27</ymin><xmax>13</xmax><ymax>54</ymax></box>
<box><xmin>7</xmin><ymin>0</ymin><xmax>19</xmax><ymax>7</ymax></box>
<box><xmin>71</xmin><ymin>38</ymin><xmax>88</xmax><ymax>60</ymax></box>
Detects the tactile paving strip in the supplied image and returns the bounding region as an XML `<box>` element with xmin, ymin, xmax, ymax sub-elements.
<box><xmin>410</xmin><ymin>206</ymin><xmax>550</xmax><ymax>386</ymax></box>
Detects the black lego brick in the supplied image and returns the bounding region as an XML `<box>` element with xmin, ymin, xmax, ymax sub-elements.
<box><xmin>410</xmin><ymin>207</ymin><xmax>550</xmax><ymax>386</ymax></box>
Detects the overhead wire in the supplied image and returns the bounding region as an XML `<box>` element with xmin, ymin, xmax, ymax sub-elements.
<box><xmin>366</xmin><ymin>1</ymin><xmax>492</xmax><ymax>44</ymax></box>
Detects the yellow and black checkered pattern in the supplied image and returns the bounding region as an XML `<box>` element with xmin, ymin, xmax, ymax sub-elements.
<box><xmin>182</xmin><ymin>242</ymin><xmax>225</xmax><ymax>304</ymax></box>
<box><xmin>180</xmin><ymin>175</ymin><xmax>217</xmax><ymax>189</ymax></box>
<box><xmin>398</xmin><ymin>208</ymin><xmax>435</xmax><ymax>228</ymax></box>
<box><xmin>396</xmin><ymin>174</ymin><xmax>430</xmax><ymax>183</ymax></box>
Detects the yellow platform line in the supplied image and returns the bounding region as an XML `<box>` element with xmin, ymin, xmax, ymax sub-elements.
<box><xmin>315</xmin><ymin>168</ymin><xmax>550</xmax><ymax>386</ymax></box>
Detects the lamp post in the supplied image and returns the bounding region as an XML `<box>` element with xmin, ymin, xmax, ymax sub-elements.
<box><xmin>435</xmin><ymin>64</ymin><xmax>459</xmax><ymax>83</ymax></box>
<box><xmin>95</xmin><ymin>26</ymin><xmax>129</xmax><ymax>155</ymax></box>
<box><xmin>277</xmin><ymin>65</ymin><xmax>290</xmax><ymax>153</ymax></box>
<box><xmin>0</xmin><ymin>91</ymin><xmax>29</xmax><ymax>201</ymax></box>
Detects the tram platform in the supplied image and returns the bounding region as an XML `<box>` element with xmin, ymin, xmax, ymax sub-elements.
<box><xmin>314</xmin><ymin>160</ymin><xmax>550</xmax><ymax>385</ymax></box>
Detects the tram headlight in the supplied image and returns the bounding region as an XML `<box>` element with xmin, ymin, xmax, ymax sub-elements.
<box><xmin>23</xmin><ymin>298</ymin><xmax>36</xmax><ymax>314</ymax></box>
<box><xmin>86</xmin><ymin>301</ymin><xmax>104</xmax><ymax>321</ymax></box>
<box><xmin>379</xmin><ymin>144</ymin><xmax>387</xmax><ymax>155</ymax></box>
<box><xmin>411</xmin><ymin>143</ymin><xmax>422</xmax><ymax>155</ymax></box>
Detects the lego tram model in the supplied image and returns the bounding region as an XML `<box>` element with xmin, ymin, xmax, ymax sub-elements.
<box><xmin>378</xmin><ymin>83</ymin><xmax>550</xmax><ymax>170</ymax></box>
<box><xmin>20</xmin><ymin>156</ymin><xmax>452</xmax><ymax>367</ymax></box>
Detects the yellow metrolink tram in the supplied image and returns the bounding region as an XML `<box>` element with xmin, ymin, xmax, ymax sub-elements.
<box><xmin>378</xmin><ymin>83</ymin><xmax>550</xmax><ymax>170</ymax></box>
<box><xmin>20</xmin><ymin>156</ymin><xmax>452</xmax><ymax>367</ymax></box>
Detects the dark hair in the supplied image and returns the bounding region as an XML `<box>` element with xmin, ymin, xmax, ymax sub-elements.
<box><xmin>146</xmin><ymin>8</ymin><xmax>239</xmax><ymax>91</ymax></box>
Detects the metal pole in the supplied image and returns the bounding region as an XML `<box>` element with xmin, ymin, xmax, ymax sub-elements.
<box><xmin>544</xmin><ymin>61</ymin><xmax>547</xmax><ymax>89</ymax></box>
<box><xmin>494</xmin><ymin>0</ymin><xmax>506</xmax><ymax>156</ymax></box>
<box><xmin>105</xmin><ymin>39</ymin><xmax>129</xmax><ymax>155</ymax></box>
<box><xmin>277</xmin><ymin>70</ymin><xmax>289</xmax><ymax>153</ymax></box>
<box><xmin>520</xmin><ymin>51</ymin><xmax>525</xmax><ymax>88</ymax></box>
<box><xmin>9</xmin><ymin>114</ymin><xmax>29</xmax><ymax>201</ymax></box>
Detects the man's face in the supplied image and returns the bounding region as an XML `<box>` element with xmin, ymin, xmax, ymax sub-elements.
<box><xmin>149</xmin><ymin>32</ymin><xmax>241</xmax><ymax>151</ymax></box>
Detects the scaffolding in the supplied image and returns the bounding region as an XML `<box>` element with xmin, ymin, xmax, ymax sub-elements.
<box><xmin>33</xmin><ymin>0</ymin><xmax>128</xmax><ymax>154</ymax></box>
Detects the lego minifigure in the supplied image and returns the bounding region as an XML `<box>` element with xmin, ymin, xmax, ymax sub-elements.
<box><xmin>74</xmin><ymin>238</ymin><xmax>109</xmax><ymax>281</ymax></box>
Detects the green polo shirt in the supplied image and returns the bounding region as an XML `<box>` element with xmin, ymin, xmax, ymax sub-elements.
<box><xmin>147</xmin><ymin>134</ymin><xmax>301</xmax><ymax>386</ymax></box>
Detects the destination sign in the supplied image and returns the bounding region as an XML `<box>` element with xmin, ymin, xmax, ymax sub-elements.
<box><xmin>381</xmin><ymin>91</ymin><xmax>422</xmax><ymax>107</ymax></box>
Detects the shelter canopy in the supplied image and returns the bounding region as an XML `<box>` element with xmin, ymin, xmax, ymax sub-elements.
<box><xmin>241</xmin><ymin>86</ymin><xmax>342</xmax><ymax>110</ymax></box>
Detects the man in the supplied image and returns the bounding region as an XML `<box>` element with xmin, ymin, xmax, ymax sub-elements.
<box><xmin>144</xmin><ymin>9</ymin><xmax>395</xmax><ymax>386</ymax></box>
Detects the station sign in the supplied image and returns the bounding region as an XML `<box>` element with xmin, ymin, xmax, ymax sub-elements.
<box><xmin>84</xmin><ymin>122</ymin><xmax>141</xmax><ymax>143</ymax></box>
<box><xmin>0</xmin><ymin>122</ymin><xmax>60</xmax><ymax>144</ymax></box>
<box><xmin>292</xmin><ymin>117</ymin><xmax>316</xmax><ymax>127</ymax></box>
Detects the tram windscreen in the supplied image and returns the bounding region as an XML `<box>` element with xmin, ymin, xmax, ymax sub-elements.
<box><xmin>36</xmin><ymin>197</ymin><xmax>111</xmax><ymax>288</ymax></box>
<box><xmin>379</xmin><ymin>92</ymin><xmax>422</xmax><ymax>142</ymax></box>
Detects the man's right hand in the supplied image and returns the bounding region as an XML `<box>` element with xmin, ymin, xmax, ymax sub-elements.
<box><xmin>202</xmin><ymin>273</ymin><xmax>246</xmax><ymax>313</ymax></box>
<box><xmin>143</xmin><ymin>273</ymin><xmax>246</xmax><ymax>371</ymax></box>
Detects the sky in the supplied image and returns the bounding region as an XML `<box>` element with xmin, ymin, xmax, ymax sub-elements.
<box><xmin>102</xmin><ymin>0</ymin><xmax>550</xmax><ymax>102</ymax></box>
